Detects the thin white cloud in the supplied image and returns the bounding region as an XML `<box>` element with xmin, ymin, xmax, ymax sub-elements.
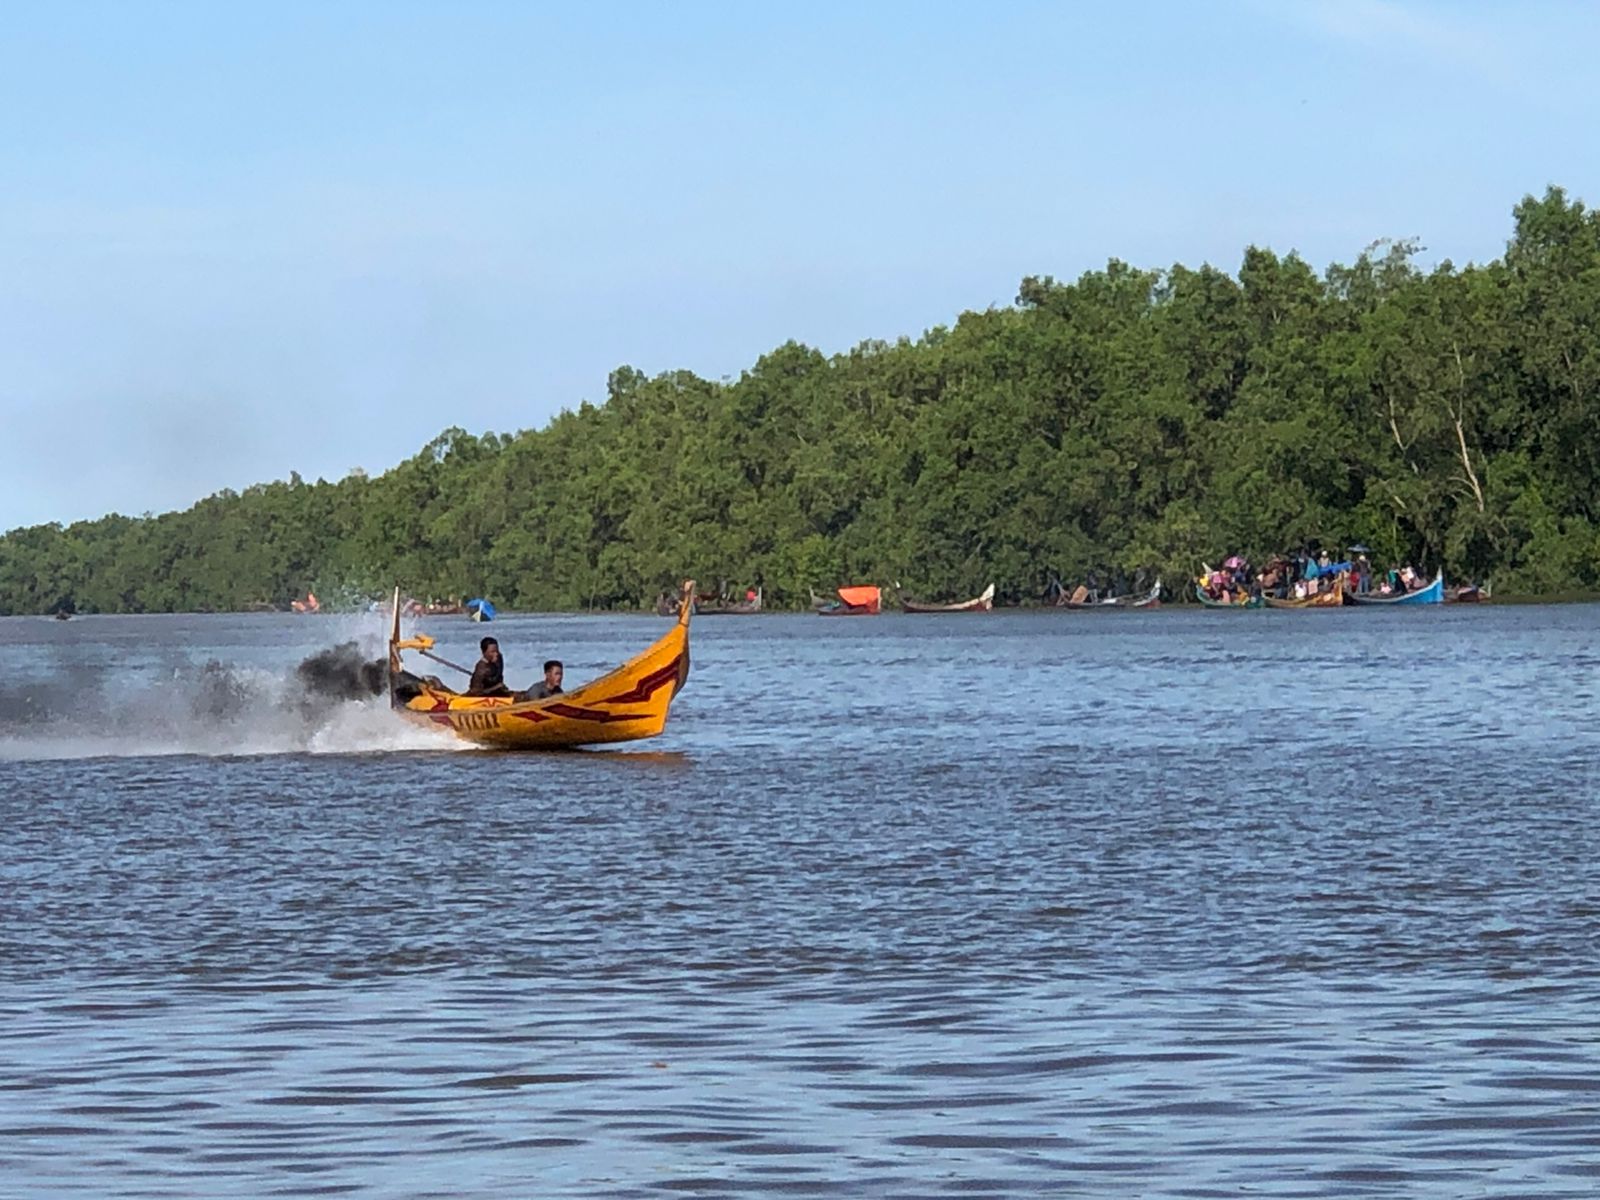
<box><xmin>1261</xmin><ymin>0</ymin><xmax>1516</xmax><ymax>86</ymax></box>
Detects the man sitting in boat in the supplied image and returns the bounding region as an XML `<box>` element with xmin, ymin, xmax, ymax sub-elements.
<box><xmin>520</xmin><ymin>660</ymin><xmax>564</xmax><ymax>700</ymax></box>
<box><xmin>468</xmin><ymin>637</ymin><xmax>512</xmax><ymax>697</ymax></box>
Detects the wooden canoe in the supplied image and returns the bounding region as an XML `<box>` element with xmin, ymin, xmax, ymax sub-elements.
<box><xmin>1060</xmin><ymin>580</ymin><xmax>1162</xmax><ymax>609</ymax></box>
<box><xmin>698</xmin><ymin>587</ymin><xmax>762</xmax><ymax>615</ymax></box>
<box><xmin>389</xmin><ymin>581</ymin><xmax>693</xmax><ymax>749</ymax></box>
<box><xmin>900</xmin><ymin>582</ymin><xmax>995</xmax><ymax>613</ymax></box>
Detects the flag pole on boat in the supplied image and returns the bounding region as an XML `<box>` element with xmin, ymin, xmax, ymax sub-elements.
<box><xmin>389</xmin><ymin>584</ymin><xmax>473</xmax><ymax>679</ymax></box>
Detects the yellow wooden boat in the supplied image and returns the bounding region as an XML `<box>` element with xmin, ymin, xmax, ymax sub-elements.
<box><xmin>388</xmin><ymin>581</ymin><xmax>694</xmax><ymax>749</ymax></box>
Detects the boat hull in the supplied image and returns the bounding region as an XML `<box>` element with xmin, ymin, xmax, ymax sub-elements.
<box><xmin>697</xmin><ymin>588</ymin><xmax>762</xmax><ymax>615</ymax></box>
<box><xmin>901</xmin><ymin>583</ymin><xmax>995</xmax><ymax>613</ymax></box>
<box><xmin>1264</xmin><ymin>579</ymin><xmax>1346</xmax><ymax>609</ymax></box>
<box><xmin>1194</xmin><ymin>585</ymin><xmax>1262</xmax><ymax>609</ymax></box>
<box><xmin>1351</xmin><ymin>572</ymin><xmax>1445</xmax><ymax>606</ymax></box>
<box><xmin>1062</xmin><ymin>581</ymin><xmax>1163</xmax><ymax>609</ymax></box>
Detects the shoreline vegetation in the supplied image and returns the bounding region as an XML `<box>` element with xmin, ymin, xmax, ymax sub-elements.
<box><xmin>4</xmin><ymin>187</ymin><xmax>1600</xmax><ymax>617</ymax></box>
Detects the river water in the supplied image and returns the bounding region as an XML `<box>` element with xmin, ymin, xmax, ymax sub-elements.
<box><xmin>2</xmin><ymin>605</ymin><xmax>1598</xmax><ymax>1197</ymax></box>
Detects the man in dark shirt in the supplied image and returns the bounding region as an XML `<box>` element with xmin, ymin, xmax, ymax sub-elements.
<box><xmin>467</xmin><ymin>637</ymin><xmax>511</xmax><ymax>697</ymax></box>
<box><xmin>525</xmin><ymin>660</ymin><xmax>564</xmax><ymax>700</ymax></box>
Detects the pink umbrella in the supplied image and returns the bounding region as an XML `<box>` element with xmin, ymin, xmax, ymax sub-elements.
<box><xmin>1224</xmin><ymin>555</ymin><xmax>1246</xmax><ymax>568</ymax></box>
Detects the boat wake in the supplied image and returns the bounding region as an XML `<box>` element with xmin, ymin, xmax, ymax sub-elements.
<box><xmin>0</xmin><ymin>640</ymin><xmax>466</xmax><ymax>761</ymax></box>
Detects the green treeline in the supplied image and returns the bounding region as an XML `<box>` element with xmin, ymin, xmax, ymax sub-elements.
<box><xmin>4</xmin><ymin>187</ymin><xmax>1599</xmax><ymax>614</ymax></box>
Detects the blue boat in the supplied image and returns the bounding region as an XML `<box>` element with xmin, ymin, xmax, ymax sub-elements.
<box><xmin>1350</xmin><ymin>570</ymin><xmax>1444</xmax><ymax>606</ymax></box>
<box><xmin>465</xmin><ymin>597</ymin><xmax>497</xmax><ymax>622</ymax></box>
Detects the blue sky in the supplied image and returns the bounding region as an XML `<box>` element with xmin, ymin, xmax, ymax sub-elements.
<box><xmin>2</xmin><ymin>0</ymin><xmax>1597</xmax><ymax>530</ymax></box>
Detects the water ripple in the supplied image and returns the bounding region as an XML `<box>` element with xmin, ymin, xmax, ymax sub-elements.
<box><xmin>1</xmin><ymin>607</ymin><xmax>1598</xmax><ymax>1196</ymax></box>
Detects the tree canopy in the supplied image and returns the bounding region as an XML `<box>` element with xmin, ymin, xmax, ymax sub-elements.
<box><xmin>5</xmin><ymin>188</ymin><xmax>1598</xmax><ymax>614</ymax></box>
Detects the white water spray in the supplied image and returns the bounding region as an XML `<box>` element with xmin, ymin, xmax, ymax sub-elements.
<box><xmin>0</xmin><ymin>627</ymin><xmax>467</xmax><ymax>761</ymax></box>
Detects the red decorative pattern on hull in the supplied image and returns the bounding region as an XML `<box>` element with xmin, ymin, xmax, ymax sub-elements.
<box><xmin>544</xmin><ymin>703</ymin><xmax>639</xmax><ymax>724</ymax></box>
<box><xmin>597</xmin><ymin>658</ymin><xmax>684</xmax><ymax>705</ymax></box>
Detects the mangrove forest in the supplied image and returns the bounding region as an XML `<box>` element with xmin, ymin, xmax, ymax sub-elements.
<box><xmin>3</xmin><ymin>187</ymin><xmax>1598</xmax><ymax>614</ymax></box>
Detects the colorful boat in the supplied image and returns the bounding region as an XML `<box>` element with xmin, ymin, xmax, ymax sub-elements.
<box><xmin>1350</xmin><ymin>570</ymin><xmax>1444</xmax><ymax>606</ymax></box>
<box><xmin>814</xmin><ymin>585</ymin><xmax>881</xmax><ymax>616</ymax></box>
<box><xmin>1194</xmin><ymin>584</ymin><xmax>1263</xmax><ymax>609</ymax></box>
<box><xmin>389</xmin><ymin>582</ymin><xmax>694</xmax><ymax>749</ymax></box>
<box><xmin>1264</xmin><ymin>578</ymin><xmax>1346</xmax><ymax>609</ymax></box>
<box><xmin>1059</xmin><ymin>580</ymin><xmax>1162</xmax><ymax>609</ymax></box>
<box><xmin>900</xmin><ymin>582</ymin><xmax>995</xmax><ymax>613</ymax></box>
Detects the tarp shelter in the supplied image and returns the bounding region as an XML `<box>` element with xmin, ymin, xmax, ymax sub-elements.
<box><xmin>836</xmin><ymin>586</ymin><xmax>882</xmax><ymax>612</ymax></box>
<box><xmin>1305</xmin><ymin>561</ymin><xmax>1352</xmax><ymax>579</ymax></box>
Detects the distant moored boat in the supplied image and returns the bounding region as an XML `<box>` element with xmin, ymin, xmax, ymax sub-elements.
<box><xmin>697</xmin><ymin>586</ymin><xmax>763</xmax><ymax>615</ymax></box>
<box><xmin>1194</xmin><ymin>584</ymin><xmax>1262</xmax><ymax>609</ymax></box>
<box><xmin>900</xmin><ymin>582</ymin><xmax>996</xmax><ymax>613</ymax></box>
<box><xmin>1264</xmin><ymin>578</ymin><xmax>1347</xmax><ymax>609</ymax></box>
<box><xmin>1350</xmin><ymin>570</ymin><xmax>1444</xmax><ymax>606</ymax></box>
<box><xmin>814</xmin><ymin>586</ymin><xmax>881</xmax><ymax>616</ymax></box>
<box><xmin>1057</xmin><ymin>580</ymin><xmax>1161</xmax><ymax>610</ymax></box>
<box><xmin>1447</xmin><ymin>581</ymin><xmax>1491</xmax><ymax>604</ymax></box>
